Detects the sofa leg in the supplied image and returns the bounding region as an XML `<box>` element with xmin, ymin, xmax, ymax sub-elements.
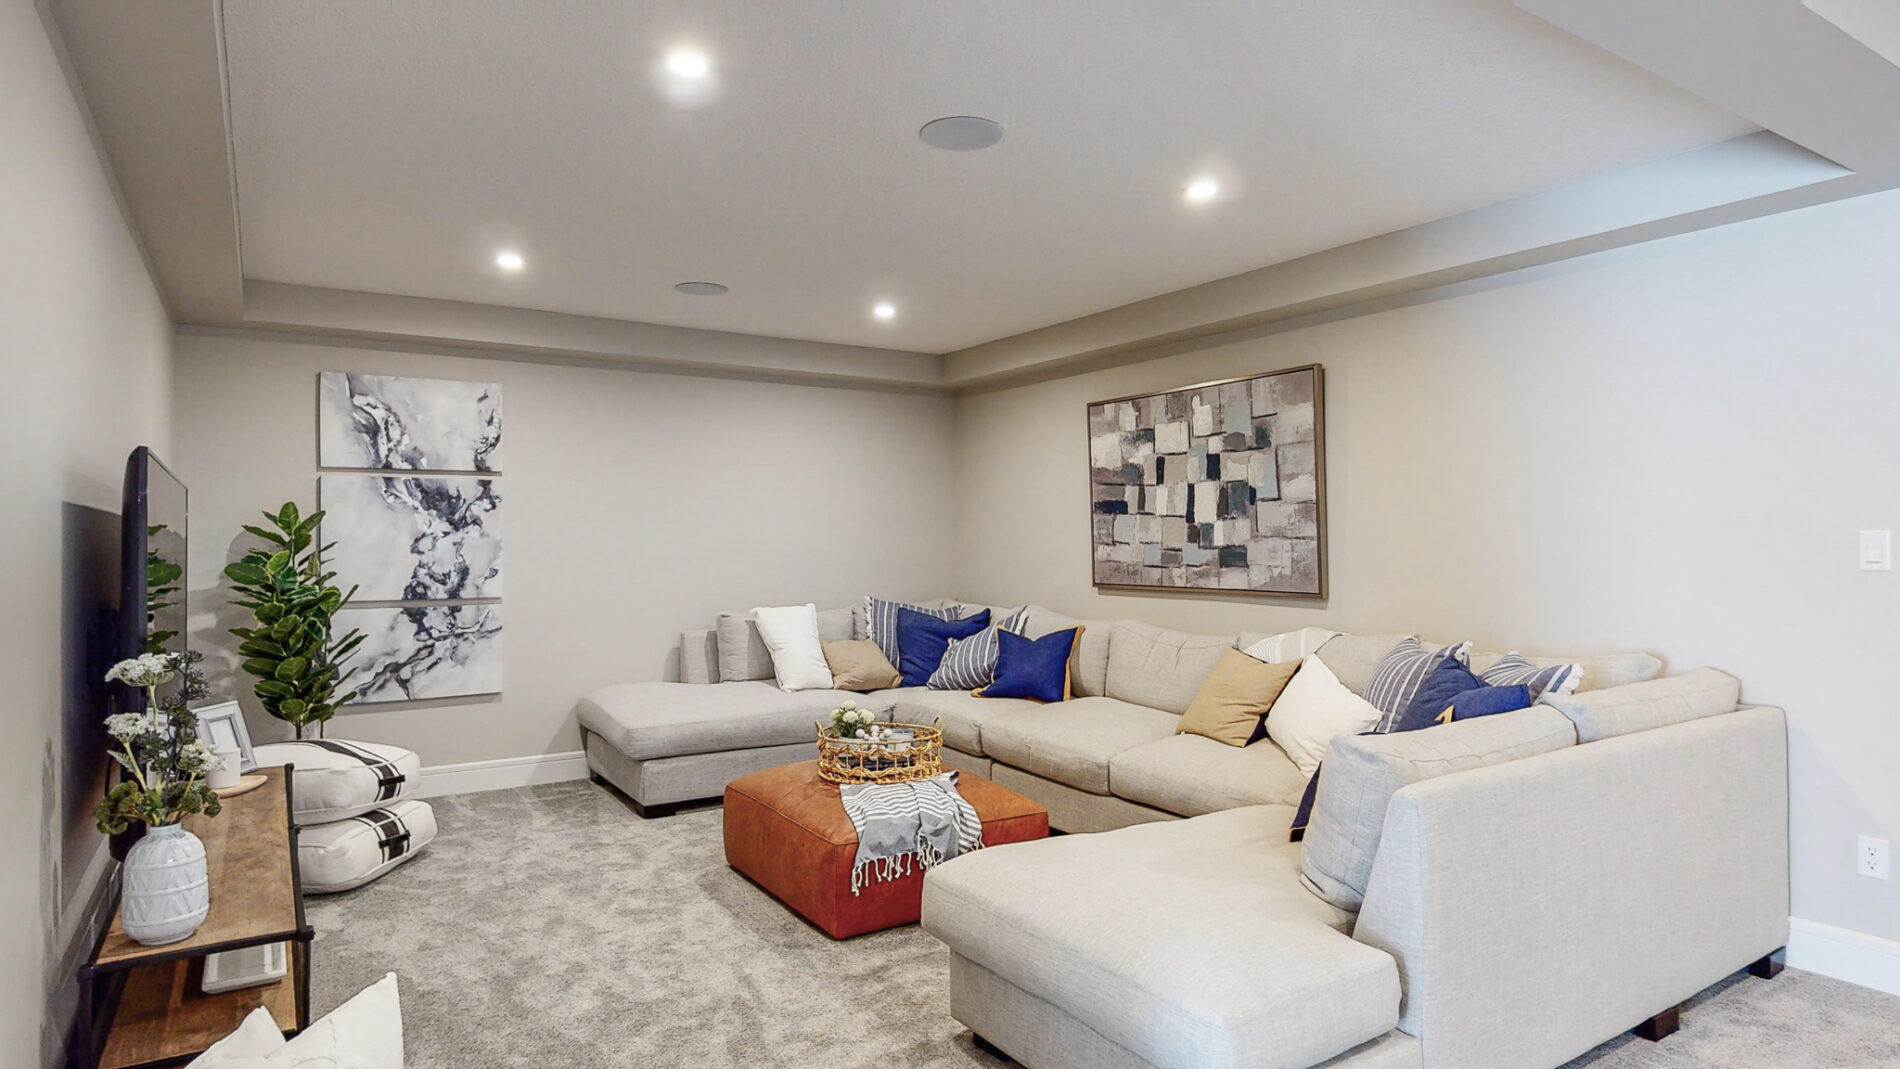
<box><xmin>629</xmin><ymin>799</ymin><xmax>680</xmax><ymax>819</ymax></box>
<box><xmin>971</xmin><ymin>1034</ymin><xmax>1015</xmax><ymax>1063</ymax></box>
<box><xmin>588</xmin><ymin>771</ymin><xmax>607</xmax><ymax>786</ymax></box>
<box><xmin>1748</xmin><ymin>950</ymin><xmax>1786</xmax><ymax>979</ymax></box>
<box><xmin>1633</xmin><ymin>1004</ymin><xmax>1681</xmax><ymax>1042</ymax></box>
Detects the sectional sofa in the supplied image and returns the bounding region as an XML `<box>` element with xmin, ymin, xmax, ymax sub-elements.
<box><xmin>573</xmin><ymin>600</ymin><xmax>1790</xmax><ymax>1069</ymax></box>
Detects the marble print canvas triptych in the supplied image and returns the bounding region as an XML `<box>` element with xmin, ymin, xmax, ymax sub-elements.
<box><xmin>319</xmin><ymin>372</ymin><xmax>506</xmax><ymax>705</ymax></box>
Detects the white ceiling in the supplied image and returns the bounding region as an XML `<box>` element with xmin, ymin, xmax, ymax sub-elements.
<box><xmin>223</xmin><ymin>0</ymin><xmax>1752</xmax><ymax>354</ymax></box>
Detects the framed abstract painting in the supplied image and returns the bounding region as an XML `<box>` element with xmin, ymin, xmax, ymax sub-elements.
<box><xmin>1087</xmin><ymin>364</ymin><xmax>1326</xmax><ymax>597</ymax></box>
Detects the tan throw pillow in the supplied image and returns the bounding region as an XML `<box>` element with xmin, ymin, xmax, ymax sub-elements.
<box><xmin>1177</xmin><ymin>649</ymin><xmax>1301</xmax><ymax>747</ymax></box>
<box><xmin>822</xmin><ymin>640</ymin><xmax>902</xmax><ymax>692</ymax></box>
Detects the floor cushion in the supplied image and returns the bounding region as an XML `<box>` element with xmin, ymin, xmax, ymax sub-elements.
<box><xmin>922</xmin><ymin>806</ymin><xmax>1397</xmax><ymax>1069</ymax></box>
<box><xmin>301</xmin><ymin>798</ymin><xmax>436</xmax><ymax>894</ymax></box>
<box><xmin>252</xmin><ymin>740</ymin><xmax>420</xmax><ymax>824</ymax></box>
<box><xmin>1110</xmin><ymin>734</ymin><xmax>1308</xmax><ymax>816</ymax></box>
<box><xmin>979</xmin><ymin>697</ymin><xmax>1179</xmax><ymax>795</ymax></box>
<box><xmin>576</xmin><ymin>681</ymin><xmax>878</xmax><ymax>761</ymax></box>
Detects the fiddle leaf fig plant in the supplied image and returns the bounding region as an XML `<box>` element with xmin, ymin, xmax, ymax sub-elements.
<box><xmin>225</xmin><ymin>502</ymin><xmax>365</xmax><ymax>738</ymax></box>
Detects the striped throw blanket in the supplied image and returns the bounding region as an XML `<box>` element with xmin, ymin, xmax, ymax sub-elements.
<box><xmin>838</xmin><ymin>771</ymin><xmax>984</xmax><ymax>895</ymax></box>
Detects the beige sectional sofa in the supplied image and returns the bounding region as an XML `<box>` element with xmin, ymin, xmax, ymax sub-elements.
<box><xmin>574</xmin><ymin>601</ymin><xmax>1790</xmax><ymax>1069</ymax></box>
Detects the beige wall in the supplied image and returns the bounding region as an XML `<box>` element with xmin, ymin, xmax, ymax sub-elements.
<box><xmin>952</xmin><ymin>187</ymin><xmax>1900</xmax><ymax>946</ymax></box>
<box><xmin>172</xmin><ymin>333</ymin><xmax>958</xmax><ymax>765</ymax></box>
<box><xmin>1</xmin><ymin>3</ymin><xmax>176</xmax><ymax>1063</ymax></box>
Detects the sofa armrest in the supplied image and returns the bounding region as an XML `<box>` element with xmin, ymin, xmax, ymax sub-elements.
<box><xmin>1352</xmin><ymin>705</ymin><xmax>1788</xmax><ymax>1069</ymax></box>
<box><xmin>680</xmin><ymin>628</ymin><xmax>720</xmax><ymax>684</ymax></box>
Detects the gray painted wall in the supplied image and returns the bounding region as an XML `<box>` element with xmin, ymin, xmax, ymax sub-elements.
<box><xmin>172</xmin><ymin>333</ymin><xmax>959</xmax><ymax>766</ymax></box>
<box><xmin>951</xmin><ymin>186</ymin><xmax>1900</xmax><ymax>947</ymax></box>
<box><xmin>2</xmin><ymin>4</ymin><xmax>176</xmax><ymax>1062</ymax></box>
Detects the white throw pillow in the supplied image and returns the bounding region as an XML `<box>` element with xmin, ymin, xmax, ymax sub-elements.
<box><xmin>186</xmin><ymin>973</ymin><xmax>401</xmax><ymax>1068</ymax></box>
<box><xmin>185</xmin><ymin>1007</ymin><xmax>286</xmax><ymax>1066</ymax></box>
<box><xmin>1266</xmin><ymin>654</ymin><xmax>1382</xmax><ymax>776</ymax></box>
<box><xmin>751</xmin><ymin>604</ymin><xmax>835</xmax><ymax>691</ymax></box>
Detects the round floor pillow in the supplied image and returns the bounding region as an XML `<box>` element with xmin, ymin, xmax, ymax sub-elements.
<box><xmin>299</xmin><ymin>798</ymin><xmax>437</xmax><ymax>894</ymax></box>
<box><xmin>253</xmin><ymin>740</ymin><xmax>421</xmax><ymax>823</ymax></box>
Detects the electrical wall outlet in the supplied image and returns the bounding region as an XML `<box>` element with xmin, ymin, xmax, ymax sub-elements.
<box><xmin>1858</xmin><ymin>835</ymin><xmax>1890</xmax><ymax>880</ymax></box>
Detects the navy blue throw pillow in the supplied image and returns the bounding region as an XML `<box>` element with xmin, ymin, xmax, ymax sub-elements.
<box><xmin>1290</xmin><ymin>765</ymin><xmax>1322</xmax><ymax>842</ymax></box>
<box><xmin>1392</xmin><ymin>653</ymin><xmax>1487</xmax><ymax>733</ymax></box>
<box><xmin>895</xmin><ymin>608</ymin><xmax>990</xmax><ymax>687</ymax></box>
<box><xmin>1439</xmin><ymin>684</ymin><xmax>1533</xmax><ymax>723</ymax></box>
<box><xmin>979</xmin><ymin>627</ymin><xmax>1080</xmax><ymax>703</ymax></box>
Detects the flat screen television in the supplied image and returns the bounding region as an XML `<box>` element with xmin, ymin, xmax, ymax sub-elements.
<box><xmin>120</xmin><ymin>446</ymin><xmax>188</xmax><ymax>679</ymax></box>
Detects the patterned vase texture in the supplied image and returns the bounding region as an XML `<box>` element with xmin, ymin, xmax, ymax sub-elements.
<box><xmin>121</xmin><ymin>823</ymin><xmax>210</xmax><ymax>945</ymax></box>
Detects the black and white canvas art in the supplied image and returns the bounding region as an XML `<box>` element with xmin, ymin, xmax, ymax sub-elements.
<box><xmin>319</xmin><ymin>372</ymin><xmax>503</xmax><ymax>471</ymax></box>
<box><xmin>1087</xmin><ymin>364</ymin><xmax>1326</xmax><ymax>597</ymax></box>
<box><xmin>320</xmin><ymin>475</ymin><xmax>503</xmax><ymax>601</ymax></box>
<box><xmin>338</xmin><ymin>604</ymin><xmax>503</xmax><ymax>703</ymax></box>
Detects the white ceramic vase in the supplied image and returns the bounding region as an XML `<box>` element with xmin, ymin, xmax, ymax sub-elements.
<box><xmin>121</xmin><ymin>823</ymin><xmax>210</xmax><ymax>946</ymax></box>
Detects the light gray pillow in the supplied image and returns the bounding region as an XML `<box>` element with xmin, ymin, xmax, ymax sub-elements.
<box><xmin>1104</xmin><ymin>620</ymin><xmax>1235</xmax><ymax>715</ymax></box>
<box><xmin>1538</xmin><ymin>667</ymin><xmax>1740</xmax><ymax>743</ymax></box>
<box><xmin>718</xmin><ymin>607</ymin><xmax>857</xmax><ymax>683</ymax></box>
<box><xmin>1300</xmin><ymin>707</ymin><xmax>1578</xmax><ymax>912</ymax></box>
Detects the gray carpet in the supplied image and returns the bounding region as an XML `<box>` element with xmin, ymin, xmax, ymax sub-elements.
<box><xmin>305</xmin><ymin>782</ymin><xmax>1900</xmax><ymax>1068</ymax></box>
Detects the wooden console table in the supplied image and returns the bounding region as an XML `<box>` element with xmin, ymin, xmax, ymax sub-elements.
<box><xmin>75</xmin><ymin>766</ymin><xmax>314</xmax><ymax>1069</ymax></box>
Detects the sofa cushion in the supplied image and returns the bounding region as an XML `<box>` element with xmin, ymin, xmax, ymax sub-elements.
<box><xmin>1178</xmin><ymin>649</ymin><xmax>1300</xmax><ymax>746</ymax></box>
<box><xmin>1110</xmin><ymin>734</ymin><xmax>1308</xmax><ymax>815</ymax></box>
<box><xmin>1105</xmin><ymin>621</ymin><xmax>1236</xmax><ymax>715</ymax></box>
<box><xmin>1538</xmin><ymin>668</ymin><xmax>1741</xmax><ymax>742</ymax></box>
<box><xmin>714</xmin><ymin>607</ymin><xmax>856</xmax><ymax>683</ymax></box>
<box><xmin>1299</xmin><ymin>706</ymin><xmax>1577</xmax><ymax>912</ymax></box>
<box><xmin>1312</xmin><ymin>633</ymin><xmax>1409</xmax><ymax>696</ymax></box>
<box><xmin>576</xmin><ymin>681</ymin><xmax>879</xmax><ymax>761</ymax></box>
<box><xmin>1020</xmin><ymin>606</ymin><xmax>1113</xmax><ymax>696</ymax></box>
<box><xmin>887</xmin><ymin>687</ymin><xmax>1041</xmax><ymax>756</ymax></box>
<box><xmin>980</xmin><ymin>696</ymin><xmax>1178</xmax><ymax>794</ymax></box>
<box><xmin>1468</xmin><ymin>648</ymin><xmax>1661</xmax><ymax>693</ymax></box>
<box><xmin>922</xmin><ymin>806</ymin><xmax>1398</xmax><ymax>1069</ymax></box>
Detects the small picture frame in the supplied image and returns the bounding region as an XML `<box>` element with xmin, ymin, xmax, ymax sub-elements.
<box><xmin>193</xmin><ymin>701</ymin><xmax>257</xmax><ymax>773</ymax></box>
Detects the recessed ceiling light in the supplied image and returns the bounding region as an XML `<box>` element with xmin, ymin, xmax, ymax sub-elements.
<box><xmin>665</xmin><ymin>49</ymin><xmax>710</xmax><ymax>79</ymax></box>
<box><xmin>1184</xmin><ymin>178</ymin><xmax>1220</xmax><ymax>204</ymax></box>
<box><xmin>919</xmin><ymin>116</ymin><xmax>1004</xmax><ymax>151</ymax></box>
<box><xmin>674</xmin><ymin>281</ymin><xmax>729</xmax><ymax>296</ymax></box>
<box><xmin>872</xmin><ymin>302</ymin><xmax>897</xmax><ymax>320</ymax></box>
<box><xmin>494</xmin><ymin>250</ymin><xmax>525</xmax><ymax>271</ymax></box>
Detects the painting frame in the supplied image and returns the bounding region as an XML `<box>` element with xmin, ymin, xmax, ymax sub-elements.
<box><xmin>192</xmin><ymin>700</ymin><xmax>258</xmax><ymax>773</ymax></box>
<box><xmin>1086</xmin><ymin>363</ymin><xmax>1327</xmax><ymax>599</ymax></box>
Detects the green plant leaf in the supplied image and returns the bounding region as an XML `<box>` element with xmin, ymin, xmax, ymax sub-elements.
<box><xmin>280</xmin><ymin>698</ymin><xmax>307</xmax><ymax>719</ymax></box>
<box><xmin>277</xmin><ymin>502</ymin><xmax>300</xmax><ymax>530</ymax></box>
<box><xmin>240</xmin><ymin>657</ymin><xmax>279</xmax><ymax>678</ymax></box>
<box><xmin>255</xmin><ymin>679</ymin><xmax>294</xmax><ymax>698</ymax></box>
<box><xmin>274</xmin><ymin>656</ymin><xmax>308</xmax><ymax>682</ymax></box>
<box><xmin>241</xmin><ymin>523</ymin><xmax>288</xmax><ymax>546</ymax></box>
<box><xmin>224</xmin><ymin>562</ymin><xmax>268</xmax><ymax>585</ymax></box>
<box><xmin>264</xmin><ymin>550</ymin><xmax>292</xmax><ymax>576</ymax></box>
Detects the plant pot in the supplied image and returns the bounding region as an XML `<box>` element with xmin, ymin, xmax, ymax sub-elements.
<box><xmin>121</xmin><ymin>823</ymin><xmax>210</xmax><ymax>946</ymax></box>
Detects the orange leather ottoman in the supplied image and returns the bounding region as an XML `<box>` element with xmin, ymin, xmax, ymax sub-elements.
<box><xmin>723</xmin><ymin>760</ymin><xmax>1049</xmax><ymax>939</ymax></box>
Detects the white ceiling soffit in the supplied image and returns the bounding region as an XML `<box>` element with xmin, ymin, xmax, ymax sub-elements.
<box><xmin>1806</xmin><ymin>0</ymin><xmax>1900</xmax><ymax>69</ymax></box>
<box><xmin>219</xmin><ymin>1</ymin><xmax>1752</xmax><ymax>354</ymax></box>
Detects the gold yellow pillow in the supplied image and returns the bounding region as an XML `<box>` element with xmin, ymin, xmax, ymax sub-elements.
<box><xmin>1177</xmin><ymin>649</ymin><xmax>1301</xmax><ymax>746</ymax></box>
<box><xmin>822</xmin><ymin>640</ymin><xmax>903</xmax><ymax>691</ymax></box>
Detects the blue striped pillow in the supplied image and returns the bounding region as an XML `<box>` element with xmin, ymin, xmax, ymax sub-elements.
<box><xmin>927</xmin><ymin>608</ymin><xmax>1028</xmax><ymax>690</ymax></box>
<box><xmin>1480</xmin><ymin>653</ymin><xmax>1581</xmax><ymax>703</ymax></box>
<box><xmin>1363</xmin><ymin>636</ymin><xmax>1472</xmax><ymax>733</ymax></box>
<box><xmin>865</xmin><ymin>596</ymin><xmax>961</xmax><ymax>669</ymax></box>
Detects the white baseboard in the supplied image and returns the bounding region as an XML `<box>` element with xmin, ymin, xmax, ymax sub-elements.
<box><xmin>414</xmin><ymin>750</ymin><xmax>590</xmax><ymax>798</ymax></box>
<box><xmin>1787</xmin><ymin>917</ymin><xmax>1900</xmax><ymax>996</ymax></box>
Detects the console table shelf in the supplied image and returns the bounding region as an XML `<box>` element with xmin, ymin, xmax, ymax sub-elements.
<box><xmin>77</xmin><ymin>766</ymin><xmax>314</xmax><ymax>1069</ymax></box>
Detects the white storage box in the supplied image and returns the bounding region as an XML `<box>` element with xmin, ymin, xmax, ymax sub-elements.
<box><xmin>300</xmin><ymin>798</ymin><xmax>436</xmax><ymax>894</ymax></box>
<box><xmin>254</xmin><ymin>740</ymin><xmax>420</xmax><ymax>823</ymax></box>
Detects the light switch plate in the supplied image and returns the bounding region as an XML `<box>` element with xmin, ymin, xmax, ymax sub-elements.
<box><xmin>1860</xmin><ymin>530</ymin><xmax>1891</xmax><ymax>570</ymax></box>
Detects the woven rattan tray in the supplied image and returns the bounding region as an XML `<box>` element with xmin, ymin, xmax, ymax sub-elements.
<box><xmin>814</xmin><ymin>720</ymin><xmax>943</xmax><ymax>784</ymax></box>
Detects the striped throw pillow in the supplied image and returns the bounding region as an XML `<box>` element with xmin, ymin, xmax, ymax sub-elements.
<box><xmin>1363</xmin><ymin>636</ymin><xmax>1472</xmax><ymax>733</ymax></box>
<box><xmin>1481</xmin><ymin>653</ymin><xmax>1582</xmax><ymax>703</ymax></box>
<box><xmin>927</xmin><ymin>608</ymin><xmax>1029</xmax><ymax>690</ymax></box>
<box><xmin>865</xmin><ymin>596</ymin><xmax>962</xmax><ymax>668</ymax></box>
